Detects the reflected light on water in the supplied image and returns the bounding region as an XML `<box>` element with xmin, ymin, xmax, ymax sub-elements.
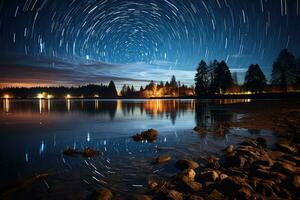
<box><xmin>95</xmin><ymin>100</ymin><xmax>99</xmax><ymax>110</ymax></box>
<box><xmin>3</xmin><ymin>99</ymin><xmax>10</xmax><ymax>113</ymax></box>
<box><xmin>66</xmin><ymin>99</ymin><xmax>71</xmax><ymax>112</ymax></box>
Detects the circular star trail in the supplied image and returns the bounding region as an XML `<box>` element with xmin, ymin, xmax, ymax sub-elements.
<box><xmin>0</xmin><ymin>0</ymin><xmax>300</xmax><ymax>72</ymax></box>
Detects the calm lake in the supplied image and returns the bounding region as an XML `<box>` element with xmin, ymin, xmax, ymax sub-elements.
<box><xmin>0</xmin><ymin>99</ymin><xmax>276</xmax><ymax>199</ymax></box>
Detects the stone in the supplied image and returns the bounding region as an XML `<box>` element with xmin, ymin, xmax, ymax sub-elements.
<box><xmin>132</xmin><ymin>129</ymin><xmax>159</xmax><ymax>142</ymax></box>
<box><xmin>207</xmin><ymin>189</ymin><xmax>225</xmax><ymax>200</ymax></box>
<box><xmin>236</xmin><ymin>187</ymin><xmax>252</xmax><ymax>200</ymax></box>
<box><xmin>219</xmin><ymin>173</ymin><xmax>229</xmax><ymax>181</ymax></box>
<box><xmin>132</xmin><ymin>195</ymin><xmax>152</xmax><ymax>200</ymax></box>
<box><xmin>206</xmin><ymin>156</ymin><xmax>221</xmax><ymax>169</ymax></box>
<box><xmin>293</xmin><ymin>175</ymin><xmax>300</xmax><ymax>189</ymax></box>
<box><xmin>276</xmin><ymin>143</ymin><xmax>298</xmax><ymax>154</ymax></box>
<box><xmin>155</xmin><ymin>155</ymin><xmax>172</xmax><ymax>164</ymax></box>
<box><xmin>95</xmin><ymin>188</ymin><xmax>112</xmax><ymax>200</ymax></box>
<box><xmin>199</xmin><ymin>171</ymin><xmax>219</xmax><ymax>182</ymax></box>
<box><xmin>165</xmin><ymin>190</ymin><xmax>183</xmax><ymax>200</ymax></box>
<box><xmin>225</xmin><ymin>155</ymin><xmax>246</xmax><ymax>168</ymax></box>
<box><xmin>176</xmin><ymin>159</ymin><xmax>199</xmax><ymax>170</ymax></box>
<box><xmin>219</xmin><ymin>176</ymin><xmax>252</xmax><ymax>195</ymax></box>
<box><xmin>225</xmin><ymin>145</ymin><xmax>234</xmax><ymax>154</ymax></box>
<box><xmin>180</xmin><ymin>175</ymin><xmax>202</xmax><ymax>192</ymax></box>
<box><xmin>193</xmin><ymin>126</ymin><xmax>208</xmax><ymax>133</ymax></box>
<box><xmin>148</xmin><ymin>180</ymin><xmax>158</xmax><ymax>189</ymax></box>
<box><xmin>187</xmin><ymin>195</ymin><xmax>204</xmax><ymax>200</ymax></box>
<box><xmin>83</xmin><ymin>148</ymin><xmax>99</xmax><ymax>157</ymax></box>
<box><xmin>271</xmin><ymin>162</ymin><xmax>299</xmax><ymax>174</ymax></box>
<box><xmin>256</xmin><ymin>137</ymin><xmax>267</xmax><ymax>148</ymax></box>
<box><xmin>185</xmin><ymin>169</ymin><xmax>196</xmax><ymax>180</ymax></box>
<box><xmin>63</xmin><ymin>148</ymin><xmax>79</xmax><ymax>156</ymax></box>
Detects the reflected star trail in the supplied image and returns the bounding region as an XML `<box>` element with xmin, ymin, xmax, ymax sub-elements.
<box><xmin>0</xmin><ymin>0</ymin><xmax>299</xmax><ymax>86</ymax></box>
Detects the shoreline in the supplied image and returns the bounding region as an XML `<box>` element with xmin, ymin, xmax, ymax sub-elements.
<box><xmin>1</xmin><ymin>92</ymin><xmax>300</xmax><ymax>100</ymax></box>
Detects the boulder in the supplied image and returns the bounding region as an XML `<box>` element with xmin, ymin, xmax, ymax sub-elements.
<box><xmin>225</xmin><ymin>145</ymin><xmax>234</xmax><ymax>154</ymax></box>
<box><xmin>180</xmin><ymin>175</ymin><xmax>202</xmax><ymax>192</ymax></box>
<box><xmin>132</xmin><ymin>195</ymin><xmax>152</xmax><ymax>200</ymax></box>
<box><xmin>276</xmin><ymin>143</ymin><xmax>298</xmax><ymax>154</ymax></box>
<box><xmin>176</xmin><ymin>159</ymin><xmax>199</xmax><ymax>170</ymax></box>
<box><xmin>271</xmin><ymin>162</ymin><xmax>299</xmax><ymax>174</ymax></box>
<box><xmin>83</xmin><ymin>148</ymin><xmax>99</xmax><ymax>157</ymax></box>
<box><xmin>236</xmin><ymin>187</ymin><xmax>252</xmax><ymax>200</ymax></box>
<box><xmin>199</xmin><ymin>171</ymin><xmax>219</xmax><ymax>182</ymax></box>
<box><xmin>187</xmin><ymin>195</ymin><xmax>204</xmax><ymax>200</ymax></box>
<box><xmin>219</xmin><ymin>173</ymin><xmax>229</xmax><ymax>181</ymax></box>
<box><xmin>164</xmin><ymin>190</ymin><xmax>183</xmax><ymax>200</ymax></box>
<box><xmin>224</xmin><ymin>155</ymin><xmax>246</xmax><ymax>168</ymax></box>
<box><xmin>132</xmin><ymin>129</ymin><xmax>159</xmax><ymax>142</ymax></box>
<box><xmin>219</xmin><ymin>176</ymin><xmax>252</xmax><ymax>195</ymax></box>
<box><xmin>95</xmin><ymin>188</ymin><xmax>112</xmax><ymax>200</ymax></box>
<box><xmin>207</xmin><ymin>189</ymin><xmax>225</xmax><ymax>200</ymax></box>
<box><xmin>148</xmin><ymin>180</ymin><xmax>158</xmax><ymax>189</ymax></box>
<box><xmin>293</xmin><ymin>175</ymin><xmax>300</xmax><ymax>189</ymax></box>
<box><xmin>155</xmin><ymin>155</ymin><xmax>172</xmax><ymax>164</ymax></box>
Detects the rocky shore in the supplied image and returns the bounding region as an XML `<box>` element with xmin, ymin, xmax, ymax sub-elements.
<box><xmin>95</xmin><ymin>109</ymin><xmax>300</xmax><ymax>200</ymax></box>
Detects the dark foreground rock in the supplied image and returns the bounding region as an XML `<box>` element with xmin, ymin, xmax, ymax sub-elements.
<box><xmin>139</xmin><ymin>137</ymin><xmax>300</xmax><ymax>200</ymax></box>
<box><xmin>132</xmin><ymin>129</ymin><xmax>159</xmax><ymax>142</ymax></box>
<box><xmin>63</xmin><ymin>147</ymin><xmax>99</xmax><ymax>157</ymax></box>
<box><xmin>94</xmin><ymin>188</ymin><xmax>112</xmax><ymax>200</ymax></box>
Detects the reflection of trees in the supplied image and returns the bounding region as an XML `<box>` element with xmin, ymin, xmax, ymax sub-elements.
<box><xmin>141</xmin><ymin>100</ymin><xmax>194</xmax><ymax>124</ymax></box>
<box><xmin>195</xmin><ymin>100</ymin><xmax>235</xmax><ymax>134</ymax></box>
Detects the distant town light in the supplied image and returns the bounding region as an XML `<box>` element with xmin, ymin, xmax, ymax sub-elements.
<box><xmin>94</xmin><ymin>94</ymin><xmax>99</xmax><ymax>98</ymax></box>
<box><xmin>37</xmin><ymin>93</ymin><xmax>44</xmax><ymax>99</ymax></box>
<box><xmin>47</xmin><ymin>94</ymin><xmax>53</xmax><ymax>99</ymax></box>
<box><xmin>66</xmin><ymin>94</ymin><xmax>71</xmax><ymax>99</ymax></box>
<box><xmin>4</xmin><ymin>94</ymin><xmax>10</xmax><ymax>99</ymax></box>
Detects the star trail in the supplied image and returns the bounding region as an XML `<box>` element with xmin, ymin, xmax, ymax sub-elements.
<box><xmin>0</xmin><ymin>0</ymin><xmax>299</xmax><ymax>86</ymax></box>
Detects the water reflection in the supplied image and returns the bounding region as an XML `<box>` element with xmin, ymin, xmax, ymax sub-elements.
<box><xmin>0</xmin><ymin>99</ymin><xmax>251</xmax><ymax>124</ymax></box>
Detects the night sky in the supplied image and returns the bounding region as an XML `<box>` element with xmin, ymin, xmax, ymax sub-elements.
<box><xmin>0</xmin><ymin>0</ymin><xmax>300</xmax><ymax>88</ymax></box>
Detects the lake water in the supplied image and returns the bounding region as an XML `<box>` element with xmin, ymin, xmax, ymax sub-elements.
<box><xmin>0</xmin><ymin>99</ymin><xmax>276</xmax><ymax>199</ymax></box>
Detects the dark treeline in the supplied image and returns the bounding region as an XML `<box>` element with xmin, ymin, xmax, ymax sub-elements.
<box><xmin>195</xmin><ymin>49</ymin><xmax>300</xmax><ymax>96</ymax></box>
<box><xmin>0</xmin><ymin>81</ymin><xmax>118</xmax><ymax>98</ymax></box>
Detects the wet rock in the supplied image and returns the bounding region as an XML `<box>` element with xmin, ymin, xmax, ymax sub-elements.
<box><xmin>176</xmin><ymin>159</ymin><xmax>199</xmax><ymax>170</ymax></box>
<box><xmin>132</xmin><ymin>129</ymin><xmax>159</xmax><ymax>142</ymax></box>
<box><xmin>63</xmin><ymin>148</ymin><xmax>79</xmax><ymax>156</ymax></box>
<box><xmin>83</xmin><ymin>148</ymin><xmax>99</xmax><ymax>157</ymax></box>
<box><xmin>164</xmin><ymin>190</ymin><xmax>183</xmax><ymax>200</ymax></box>
<box><xmin>224</xmin><ymin>155</ymin><xmax>246</xmax><ymax>168</ymax></box>
<box><xmin>187</xmin><ymin>195</ymin><xmax>204</xmax><ymax>200</ymax></box>
<box><xmin>276</xmin><ymin>143</ymin><xmax>298</xmax><ymax>154</ymax></box>
<box><xmin>240</xmin><ymin>138</ymin><xmax>257</xmax><ymax>147</ymax></box>
<box><xmin>180</xmin><ymin>175</ymin><xmax>202</xmax><ymax>192</ymax></box>
<box><xmin>95</xmin><ymin>188</ymin><xmax>112</xmax><ymax>200</ymax></box>
<box><xmin>256</xmin><ymin>137</ymin><xmax>267</xmax><ymax>148</ymax></box>
<box><xmin>219</xmin><ymin>176</ymin><xmax>252</xmax><ymax>195</ymax></box>
<box><xmin>148</xmin><ymin>180</ymin><xmax>158</xmax><ymax>189</ymax></box>
<box><xmin>155</xmin><ymin>155</ymin><xmax>172</xmax><ymax>164</ymax></box>
<box><xmin>132</xmin><ymin>195</ymin><xmax>152</xmax><ymax>200</ymax></box>
<box><xmin>293</xmin><ymin>175</ymin><xmax>300</xmax><ymax>188</ymax></box>
<box><xmin>199</xmin><ymin>171</ymin><xmax>219</xmax><ymax>182</ymax></box>
<box><xmin>271</xmin><ymin>162</ymin><xmax>299</xmax><ymax>174</ymax></box>
<box><xmin>219</xmin><ymin>173</ymin><xmax>229</xmax><ymax>181</ymax></box>
<box><xmin>207</xmin><ymin>189</ymin><xmax>225</xmax><ymax>200</ymax></box>
<box><xmin>236</xmin><ymin>187</ymin><xmax>252</xmax><ymax>200</ymax></box>
<box><xmin>183</xmin><ymin>169</ymin><xmax>196</xmax><ymax>180</ymax></box>
<box><xmin>225</xmin><ymin>145</ymin><xmax>234</xmax><ymax>154</ymax></box>
<box><xmin>206</xmin><ymin>156</ymin><xmax>221</xmax><ymax>169</ymax></box>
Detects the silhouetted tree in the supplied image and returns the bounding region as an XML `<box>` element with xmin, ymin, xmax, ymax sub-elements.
<box><xmin>244</xmin><ymin>64</ymin><xmax>267</xmax><ymax>93</ymax></box>
<box><xmin>170</xmin><ymin>75</ymin><xmax>178</xmax><ymax>88</ymax></box>
<box><xmin>108</xmin><ymin>80</ymin><xmax>118</xmax><ymax>97</ymax></box>
<box><xmin>210</xmin><ymin>61</ymin><xmax>233</xmax><ymax>94</ymax></box>
<box><xmin>271</xmin><ymin>49</ymin><xmax>296</xmax><ymax>92</ymax></box>
<box><xmin>194</xmin><ymin>60</ymin><xmax>209</xmax><ymax>96</ymax></box>
<box><xmin>295</xmin><ymin>58</ymin><xmax>300</xmax><ymax>88</ymax></box>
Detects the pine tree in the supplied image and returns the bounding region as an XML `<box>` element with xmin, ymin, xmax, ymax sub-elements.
<box><xmin>211</xmin><ymin>61</ymin><xmax>233</xmax><ymax>94</ymax></box>
<box><xmin>244</xmin><ymin>64</ymin><xmax>267</xmax><ymax>93</ymax></box>
<box><xmin>194</xmin><ymin>60</ymin><xmax>209</xmax><ymax>96</ymax></box>
<box><xmin>271</xmin><ymin>49</ymin><xmax>296</xmax><ymax>92</ymax></box>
